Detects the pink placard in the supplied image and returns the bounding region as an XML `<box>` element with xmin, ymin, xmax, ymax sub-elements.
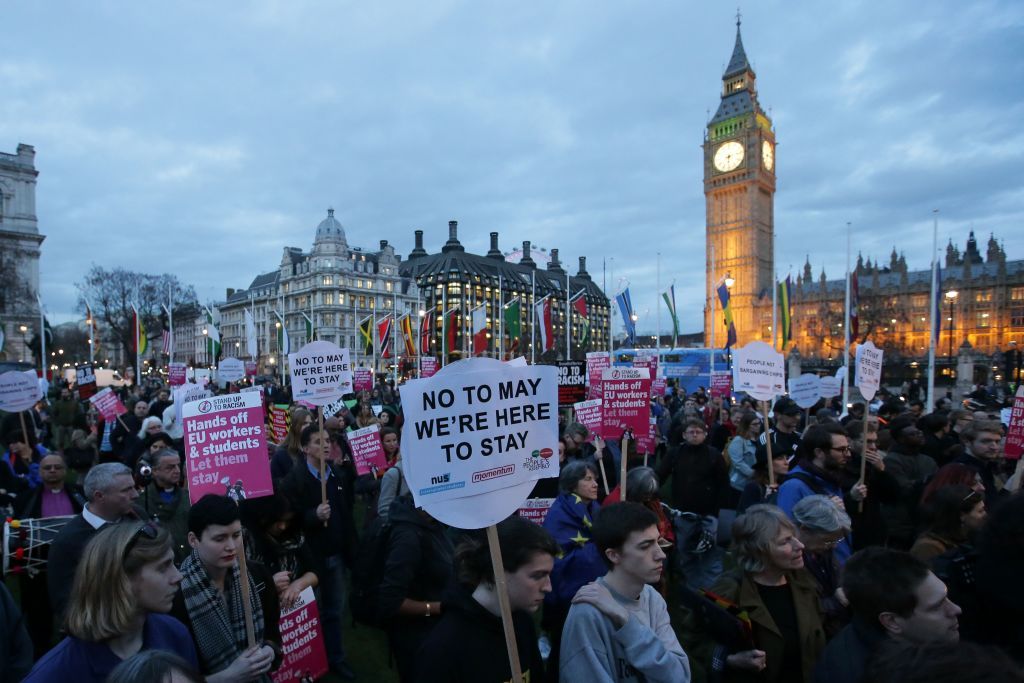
<box><xmin>518</xmin><ymin>498</ymin><xmax>555</xmax><ymax>524</ymax></box>
<box><xmin>353</xmin><ymin>368</ymin><xmax>374</xmax><ymax>393</ymax></box>
<box><xmin>601</xmin><ymin>369</ymin><xmax>652</xmax><ymax>440</ymax></box>
<box><xmin>635</xmin><ymin>417</ymin><xmax>657</xmax><ymax>454</ymax></box>
<box><xmin>183</xmin><ymin>392</ymin><xmax>273</xmax><ymax>503</ymax></box>
<box><xmin>632</xmin><ymin>351</ymin><xmax>658</xmax><ymax>378</ymax></box>
<box><xmin>244</xmin><ymin>360</ymin><xmax>258</xmax><ymax>377</ymax></box>
<box><xmin>346</xmin><ymin>423</ymin><xmax>389</xmax><ymax>476</ymax></box>
<box><xmin>586</xmin><ymin>352</ymin><xmax>610</xmax><ymax>400</ymax></box>
<box><xmin>89</xmin><ymin>387</ymin><xmax>127</xmax><ymax>421</ymax></box>
<box><xmin>711</xmin><ymin>372</ymin><xmax>732</xmax><ymax>398</ymax></box>
<box><xmin>651</xmin><ymin>377</ymin><xmax>667</xmax><ymax>399</ymax></box>
<box><xmin>420</xmin><ymin>357</ymin><xmax>439</xmax><ymax>378</ymax></box>
<box><xmin>168</xmin><ymin>362</ymin><xmax>187</xmax><ymax>387</ymax></box>
<box><xmin>272</xmin><ymin>587</ymin><xmax>329</xmax><ymax>683</ymax></box>
<box><xmin>1005</xmin><ymin>386</ymin><xmax>1024</xmax><ymax>460</ymax></box>
<box><xmin>573</xmin><ymin>399</ymin><xmax>602</xmax><ymax>443</ymax></box>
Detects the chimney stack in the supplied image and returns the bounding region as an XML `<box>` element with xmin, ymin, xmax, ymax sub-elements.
<box><xmin>442</xmin><ymin>220</ymin><xmax>465</xmax><ymax>253</ymax></box>
<box><xmin>486</xmin><ymin>231</ymin><xmax>504</xmax><ymax>260</ymax></box>
<box><xmin>380</xmin><ymin>240</ymin><xmax>388</xmax><ymax>251</ymax></box>
<box><xmin>409</xmin><ymin>229</ymin><xmax>427</xmax><ymax>259</ymax></box>
<box><xmin>519</xmin><ymin>240</ymin><xmax>536</xmax><ymax>268</ymax></box>
<box><xmin>547</xmin><ymin>248</ymin><xmax>564</xmax><ymax>274</ymax></box>
<box><xmin>577</xmin><ymin>256</ymin><xmax>590</xmax><ymax>279</ymax></box>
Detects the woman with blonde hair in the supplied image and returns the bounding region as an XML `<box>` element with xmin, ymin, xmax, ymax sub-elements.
<box><xmin>24</xmin><ymin>522</ymin><xmax>197</xmax><ymax>682</ymax></box>
<box><xmin>270</xmin><ymin>407</ymin><xmax>312</xmax><ymax>478</ymax></box>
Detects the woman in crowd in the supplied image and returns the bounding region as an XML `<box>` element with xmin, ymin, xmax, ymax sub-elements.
<box><xmin>354</xmin><ymin>403</ymin><xmax>379</xmax><ymax>430</ymax></box>
<box><xmin>920</xmin><ymin>463</ymin><xmax>985</xmax><ymax>505</ymax></box>
<box><xmin>376</xmin><ymin>427</ymin><xmax>410</xmax><ymax>520</ymax></box>
<box><xmin>106</xmin><ymin>651</ymin><xmax>205</xmax><ymax>683</ymax></box>
<box><xmin>240</xmin><ymin>492</ymin><xmax>319</xmax><ymax>609</ymax></box>
<box><xmin>728</xmin><ymin>411</ymin><xmax>762</xmax><ymax>507</ymax></box>
<box><xmin>415</xmin><ymin>515</ymin><xmax>560</xmax><ymax>682</ymax></box>
<box><xmin>376</xmin><ymin>496</ymin><xmax>454</xmax><ymax>682</ymax></box>
<box><xmin>270</xmin><ymin>407</ymin><xmax>311</xmax><ymax>478</ymax></box>
<box><xmin>736</xmin><ymin>449</ymin><xmax>790</xmax><ymax>513</ymax></box>
<box><xmin>792</xmin><ymin>495</ymin><xmax>851</xmax><ymax>637</ymax></box>
<box><xmin>910</xmin><ymin>485</ymin><xmax>986</xmax><ymax>562</ymax></box>
<box><xmin>540</xmin><ymin>460</ymin><xmax>606</xmax><ymax>681</ymax></box>
<box><xmin>24</xmin><ymin>522</ymin><xmax>198</xmax><ymax>682</ymax></box>
<box><xmin>692</xmin><ymin>504</ymin><xmax>825</xmax><ymax>683</ymax></box>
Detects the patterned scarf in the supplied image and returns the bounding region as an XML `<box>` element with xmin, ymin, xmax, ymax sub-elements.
<box><xmin>180</xmin><ymin>549</ymin><xmax>265</xmax><ymax>675</ymax></box>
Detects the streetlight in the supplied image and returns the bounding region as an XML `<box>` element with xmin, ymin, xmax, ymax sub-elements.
<box><xmin>724</xmin><ymin>274</ymin><xmax>735</xmax><ymax>289</ymax></box>
<box><xmin>945</xmin><ymin>290</ymin><xmax>958</xmax><ymax>358</ymax></box>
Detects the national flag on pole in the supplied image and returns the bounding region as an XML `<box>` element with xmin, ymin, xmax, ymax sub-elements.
<box><xmin>615</xmin><ymin>288</ymin><xmax>636</xmax><ymax>347</ymax></box>
<box><xmin>504</xmin><ymin>299</ymin><xmax>521</xmax><ymax>356</ymax></box>
<box><xmin>244</xmin><ymin>309</ymin><xmax>258</xmax><ymax>358</ymax></box>
<box><xmin>572</xmin><ymin>294</ymin><xmax>589</xmax><ymax>347</ymax></box>
<box><xmin>471</xmin><ymin>305</ymin><xmax>488</xmax><ymax>356</ymax></box>
<box><xmin>419</xmin><ymin>310</ymin><xmax>435</xmax><ymax>354</ymax></box>
<box><xmin>400</xmin><ymin>314</ymin><xmax>416</xmax><ymax>356</ymax></box>
<box><xmin>275</xmin><ymin>311</ymin><xmax>289</xmax><ymax>356</ymax></box>
<box><xmin>378</xmin><ymin>316</ymin><xmax>393</xmax><ymax>359</ymax></box>
<box><xmin>160</xmin><ymin>308</ymin><xmax>172</xmax><ymax>355</ymax></box>
<box><xmin>133</xmin><ymin>306</ymin><xmax>148</xmax><ymax>356</ymax></box>
<box><xmin>205</xmin><ymin>308</ymin><xmax>220</xmax><ymax>360</ymax></box>
<box><xmin>443</xmin><ymin>308</ymin><xmax>459</xmax><ymax>357</ymax></box>
<box><xmin>932</xmin><ymin>263</ymin><xmax>943</xmax><ymax>339</ymax></box>
<box><xmin>302</xmin><ymin>312</ymin><xmax>316</xmax><ymax>343</ymax></box>
<box><xmin>662</xmin><ymin>285</ymin><xmax>680</xmax><ymax>348</ymax></box>
<box><xmin>534</xmin><ymin>297</ymin><xmax>554</xmax><ymax>352</ymax></box>
<box><xmin>358</xmin><ymin>315</ymin><xmax>374</xmax><ymax>356</ymax></box>
<box><xmin>850</xmin><ymin>272</ymin><xmax>860</xmax><ymax>340</ymax></box>
<box><xmin>85</xmin><ymin>301</ymin><xmax>100</xmax><ymax>355</ymax></box>
<box><xmin>778</xmin><ymin>275</ymin><xmax>792</xmax><ymax>349</ymax></box>
<box><xmin>716</xmin><ymin>282</ymin><xmax>737</xmax><ymax>349</ymax></box>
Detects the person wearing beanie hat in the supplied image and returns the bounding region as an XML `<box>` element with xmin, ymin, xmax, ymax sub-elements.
<box><xmin>882</xmin><ymin>413</ymin><xmax>938</xmax><ymax>550</ymax></box>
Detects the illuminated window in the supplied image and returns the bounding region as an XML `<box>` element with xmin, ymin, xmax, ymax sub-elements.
<box><xmin>975</xmin><ymin>290</ymin><xmax>993</xmax><ymax>303</ymax></box>
<box><xmin>976</xmin><ymin>312</ymin><xmax>991</xmax><ymax>329</ymax></box>
<box><xmin>323</xmin><ymin>275</ymin><xmax>333</xmax><ymax>286</ymax></box>
<box><xmin>323</xmin><ymin>292</ymin><xmax>334</xmax><ymax>305</ymax></box>
<box><xmin>1011</xmin><ymin>287</ymin><xmax>1024</xmax><ymax>301</ymax></box>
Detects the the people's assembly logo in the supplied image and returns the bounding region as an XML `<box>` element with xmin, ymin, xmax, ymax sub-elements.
<box><xmin>522</xmin><ymin>446</ymin><xmax>554</xmax><ymax>472</ymax></box>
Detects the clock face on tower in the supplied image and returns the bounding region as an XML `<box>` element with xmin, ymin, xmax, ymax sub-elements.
<box><xmin>713</xmin><ymin>141</ymin><xmax>744</xmax><ymax>172</ymax></box>
<box><xmin>762</xmin><ymin>140</ymin><xmax>774</xmax><ymax>171</ymax></box>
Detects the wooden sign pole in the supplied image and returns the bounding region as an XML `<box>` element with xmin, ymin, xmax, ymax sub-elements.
<box><xmin>858</xmin><ymin>415</ymin><xmax>875</xmax><ymax>513</ymax></box>
<box><xmin>761</xmin><ymin>401</ymin><xmax>776</xmax><ymax>489</ymax></box>
<box><xmin>236</xmin><ymin>548</ymin><xmax>258</xmax><ymax>648</ymax></box>
<box><xmin>620</xmin><ymin>430</ymin><xmax>631</xmax><ymax>502</ymax></box>
<box><xmin>486</xmin><ymin>524</ymin><xmax>524</xmax><ymax>683</ymax></box>
<box><xmin>17</xmin><ymin>411</ymin><xmax>31</xmax><ymax>448</ymax></box>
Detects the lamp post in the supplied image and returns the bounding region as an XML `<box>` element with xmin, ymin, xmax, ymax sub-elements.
<box><xmin>945</xmin><ymin>290</ymin><xmax>958</xmax><ymax>358</ymax></box>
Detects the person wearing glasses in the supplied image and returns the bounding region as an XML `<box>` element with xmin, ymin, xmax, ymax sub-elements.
<box><xmin>138</xmin><ymin>447</ymin><xmax>191</xmax><ymax>563</ymax></box>
<box><xmin>793</xmin><ymin>495</ymin><xmax>853</xmax><ymax>637</ymax></box>
<box><xmin>777</xmin><ymin>424</ymin><xmax>867</xmax><ymax>566</ymax></box>
<box><xmin>24</xmin><ymin>521</ymin><xmax>198</xmax><ymax>682</ymax></box>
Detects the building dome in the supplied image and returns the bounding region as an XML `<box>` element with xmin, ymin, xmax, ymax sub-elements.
<box><xmin>315</xmin><ymin>208</ymin><xmax>347</xmax><ymax>243</ymax></box>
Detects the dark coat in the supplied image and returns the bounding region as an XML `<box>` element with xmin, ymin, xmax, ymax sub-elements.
<box><xmin>139</xmin><ymin>483</ymin><xmax>192</xmax><ymax>563</ymax></box>
<box><xmin>812</xmin><ymin>618</ymin><xmax>888</xmax><ymax>683</ymax></box>
<box><xmin>46</xmin><ymin>514</ymin><xmax>101</xmax><ymax>620</ymax></box>
<box><xmin>281</xmin><ymin>460</ymin><xmax>356</xmax><ymax>566</ymax></box>
<box><xmin>14</xmin><ymin>483</ymin><xmax>85</xmax><ymax>519</ymax></box>
<box><xmin>841</xmin><ymin>455</ymin><xmax>902</xmax><ymax>550</ymax></box>
<box><xmin>656</xmin><ymin>442</ymin><xmax>730</xmax><ymax>516</ymax></box>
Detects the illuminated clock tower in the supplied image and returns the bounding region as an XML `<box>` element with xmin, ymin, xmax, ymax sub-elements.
<box><xmin>704</xmin><ymin>17</ymin><xmax>776</xmax><ymax>348</ymax></box>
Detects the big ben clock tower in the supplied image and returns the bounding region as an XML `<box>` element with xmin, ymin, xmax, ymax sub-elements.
<box><xmin>704</xmin><ymin>17</ymin><xmax>776</xmax><ymax>348</ymax></box>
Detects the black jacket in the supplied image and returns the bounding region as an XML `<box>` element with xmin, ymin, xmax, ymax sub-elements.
<box><xmin>281</xmin><ymin>460</ymin><xmax>356</xmax><ymax>566</ymax></box>
<box><xmin>952</xmin><ymin>452</ymin><xmax>1005</xmax><ymax>510</ymax></box>
<box><xmin>414</xmin><ymin>586</ymin><xmax>544</xmax><ymax>683</ymax></box>
<box><xmin>47</xmin><ymin>514</ymin><xmax>101</xmax><ymax>619</ymax></box>
<box><xmin>14</xmin><ymin>483</ymin><xmax>85</xmax><ymax>519</ymax></box>
<box><xmin>812</xmin><ymin>618</ymin><xmax>888</xmax><ymax>683</ymax></box>
<box><xmin>656</xmin><ymin>442</ymin><xmax>730</xmax><ymax>516</ymax></box>
<box><xmin>841</xmin><ymin>455</ymin><xmax>902</xmax><ymax>550</ymax></box>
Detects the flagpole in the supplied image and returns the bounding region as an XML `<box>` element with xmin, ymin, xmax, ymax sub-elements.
<box><xmin>565</xmin><ymin>270</ymin><xmax>571</xmax><ymax>360</ymax></box>
<box><xmin>416</xmin><ymin>288</ymin><xmax>422</xmax><ymax>376</ymax></box>
<box><xmin>134</xmin><ymin>302</ymin><xmax>141</xmax><ymax>387</ymax></box>
<box><xmin>926</xmin><ymin>210</ymin><xmax>939</xmax><ymax>414</ymax></box>
<box><xmin>38</xmin><ymin>295</ymin><xmax>47</xmax><ymax>381</ymax></box>
<box><xmin>843</xmin><ymin>222</ymin><xmax>851</xmax><ymax>415</ymax></box>
<box><xmin>710</xmin><ymin>245</ymin><xmax>716</xmax><ymax>378</ymax></box>
<box><xmin>772</xmin><ymin>271</ymin><xmax>778</xmax><ymax>352</ymax></box>
<box><xmin>498</xmin><ymin>274</ymin><xmax>504</xmax><ymax>360</ymax></box>
<box><xmin>86</xmin><ymin>298</ymin><xmax>95</xmax><ymax>364</ymax></box>
<box><xmin>441</xmin><ymin>285</ymin><xmax>447</xmax><ymax>368</ymax></box>
<box><xmin>530</xmin><ymin>270</ymin><xmax>536</xmax><ymax>365</ymax></box>
<box><xmin>656</xmin><ymin>252</ymin><xmax>661</xmax><ymax>358</ymax></box>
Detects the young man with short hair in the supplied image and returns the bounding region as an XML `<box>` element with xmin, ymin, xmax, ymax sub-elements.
<box><xmin>812</xmin><ymin>547</ymin><xmax>961</xmax><ymax>683</ymax></box>
<box><xmin>953</xmin><ymin>419</ymin><xmax>1005</xmax><ymax>508</ymax></box>
<box><xmin>559</xmin><ymin>502</ymin><xmax>690</xmax><ymax>682</ymax></box>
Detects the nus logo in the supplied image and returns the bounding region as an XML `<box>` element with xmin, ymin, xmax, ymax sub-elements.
<box><xmin>430</xmin><ymin>473</ymin><xmax>451</xmax><ymax>485</ymax></box>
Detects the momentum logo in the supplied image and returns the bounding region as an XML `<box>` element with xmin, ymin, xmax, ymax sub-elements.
<box><xmin>471</xmin><ymin>464</ymin><xmax>516</xmax><ymax>483</ymax></box>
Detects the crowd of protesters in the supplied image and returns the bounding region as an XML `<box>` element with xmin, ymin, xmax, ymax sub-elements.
<box><xmin>1</xmin><ymin>370</ymin><xmax>1023</xmax><ymax>683</ymax></box>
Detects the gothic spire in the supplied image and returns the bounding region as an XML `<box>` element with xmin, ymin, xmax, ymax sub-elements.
<box><xmin>724</xmin><ymin>12</ymin><xmax>753</xmax><ymax>78</ymax></box>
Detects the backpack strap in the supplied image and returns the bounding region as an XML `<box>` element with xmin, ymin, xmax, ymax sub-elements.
<box><xmin>786</xmin><ymin>471</ymin><xmax>828</xmax><ymax>496</ymax></box>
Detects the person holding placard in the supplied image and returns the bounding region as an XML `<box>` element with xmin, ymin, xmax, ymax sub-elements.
<box><xmin>844</xmin><ymin>420</ymin><xmax>902</xmax><ymax>550</ymax></box>
<box><xmin>270</xmin><ymin>407</ymin><xmax>311</xmax><ymax>479</ymax></box>
<box><xmin>281</xmin><ymin>423</ymin><xmax>357</xmax><ymax>680</ymax></box>
<box><xmin>560</xmin><ymin>502</ymin><xmax>691</xmax><ymax>683</ymax></box>
<box><xmin>415</xmin><ymin>515</ymin><xmax>560</xmax><ymax>683</ymax></box>
<box><xmin>171</xmin><ymin>495</ymin><xmax>282</xmax><ymax>682</ymax></box>
<box><xmin>240</xmin><ymin>492</ymin><xmax>320</xmax><ymax>610</ymax></box>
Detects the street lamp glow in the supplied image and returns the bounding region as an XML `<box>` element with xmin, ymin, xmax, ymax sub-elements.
<box><xmin>945</xmin><ymin>290</ymin><xmax>959</xmax><ymax>300</ymax></box>
<box><xmin>724</xmin><ymin>274</ymin><xmax>735</xmax><ymax>288</ymax></box>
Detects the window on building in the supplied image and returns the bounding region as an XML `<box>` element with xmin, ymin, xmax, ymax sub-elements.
<box><xmin>1011</xmin><ymin>287</ymin><xmax>1024</xmax><ymax>302</ymax></box>
<box><xmin>384</xmin><ymin>298</ymin><xmax>393</xmax><ymax>308</ymax></box>
<box><xmin>323</xmin><ymin>292</ymin><xmax>334</xmax><ymax>305</ymax></box>
<box><xmin>975</xmin><ymin>290</ymin><xmax>993</xmax><ymax>303</ymax></box>
<box><xmin>911</xmin><ymin>294</ymin><xmax>928</xmax><ymax>309</ymax></box>
<box><xmin>322</xmin><ymin>313</ymin><xmax>334</xmax><ymax>326</ymax></box>
<box><xmin>1011</xmin><ymin>307</ymin><xmax>1024</xmax><ymax>327</ymax></box>
<box><xmin>976</xmin><ymin>311</ymin><xmax>991</xmax><ymax>329</ymax></box>
<box><xmin>338</xmin><ymin>293</ymin><xmax>345</xmax><ymax>306</ymax></box>
<box><xmin>359</xmin><ymin>295</ymin><xmax>366</xmax><ymax>308</ymax></box>
<box><xmin>385</xmin><ymin>281</ymin><xmax>393</xmax><ymax>292</ymax></box>
<box><xmin>323</xmin><ymin>275</ymin><xmax>333</xmax><ymax>286</ymax></box>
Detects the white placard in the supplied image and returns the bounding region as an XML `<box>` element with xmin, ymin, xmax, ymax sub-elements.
<box><xmin>0</xmin><ymin>371</ymin><xmax>43</xmax><ymax>413</ymax></box>
<box><xmin>217</xmin><ymin>357</ymin><xmax>246</xmax><ymax>384</ymax></box>
<box><xmin>819</xmin><ymin>375</ymin><xmax>842</xmax><ymax>399</ymax></box>
<box><xmin>732</xmin><ymin>341</ymin><xmax>785</xmax><ymax>401</ymax></box>
<box><xmin>400</xmin><ymin>357</ymin><xmax>559</xmax><ymax>529</ymax></box>
<box><xmin>288</xmin><ymin>341</ymin><xmax>353</xmax><ymax>406</ymax></box>
<box><xmin>174</xmin><ymin>382</ymin><xmax>213</xmax><ymax>426</ymax></box>
<box><xmin>788</xmin><ymin>373</ymin><xmax>822</xmax><ymax>409</ymax></box>
<box><xmin>855</xmin><ymin>341</ymin><xmax>884</xmax><ymax>401</ymax></box>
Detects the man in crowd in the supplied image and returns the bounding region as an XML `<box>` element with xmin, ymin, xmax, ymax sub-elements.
<box><xmin>953</xmin><ymin>419</ymin><xmax>1006</xmax><ymax>509</ymax></box>
<box><xmin>110</xmin><ymin>398</ymin><xmax>149</xmax><ymax>461</ymax></box>
<box><xmin>560</xmin><ymin>502</ymin><xmax>691</xmax><ymax>682</ymax></box>
<box><xmin>148</xmin><ymin>387</ymin><xmax>173</xmax><ymax>418</ymax></box>
<box><xmin>883</xmin><ymin>414</ymin><xmax>938</xmax><ymax>549</ymax></box>
<box><xmin>139</xmin><ymin>446</ymin><xmax>192</xmax><ymax>562</ymax></box>
<box><xmin>46</xmin><ymin>462</ymin><xmax>139</xmax><ymax>618</ymax></box>
<box><xmin>49</xmin><ymin>387</ymin><xmax>81</xmax><ymax>452</ymax></box>
<box><xmin>813</xmin><ymin>547</ymin><xmax>961</xmax><ymax>683</ymax></box>
<box><xmin>756</xmin><ymin>396</ymin><xmax>803</xmax><ymax>464</ymax></box>
<box><xmin>844</xmin><ymin>420</ymin><xmax>901</xmax><ymax>550</ymax></box>
<box><xmin>655</xmin><ymin>419</ymin><xmax>729</xmax><ymax>590</ymax></box>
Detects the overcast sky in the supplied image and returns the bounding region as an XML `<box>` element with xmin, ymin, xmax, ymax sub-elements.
<box><xmin>4</xmin><ymin>1</ymin><xmax>1022</xmax><ymax>334</ymax></box>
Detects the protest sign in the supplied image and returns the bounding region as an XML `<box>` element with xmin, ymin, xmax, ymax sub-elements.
<box><xmin>346</xmin><ymin>423</ymin><xmax>388</xmax><ymax>476</ymax></box>
<box><xmin>732</xmin><ymin>341</ymin><xmax>785</xmax><ymax>401</ymax></box>
<box><xmin>651</xmin><ymin>377</ymin><xmax>667</xmax><ymax>399</ymax></box>
<box><xmin>218</xmin><ymin>357</ymin><xmax>246</xmax><ymax>384</ymax></box>
<box><xmin>400</xmin><ymin>357</ymin><xmax>559</xmax><ymax>527</ymax></box>
<box><xmin>586</xmin><ymin>351</ymin><xmax>610</xmax><ymax>400</ymax></box>
<box><xmin>244</xmin><ymin>360</ymin><xmax>257</xmax><ymax>377</ymax></box>
<box><xmin>1004</xmin><ymin>385</ymin><xmax>1024</xmax><ymax>460</ymax></box>
<box><xmin>288</xmin><ymin>341</ymin><xmax>353</xmax><ymax>405</ymax></box>
<box><xmin>241</xmin><ymin>384</ymin><xmax>263</xmax><ymax>395</ymax></box>
<box><xmin>710</xmin><ymin>372</ymin><xmax>732</xmax><ymax>398</ymax></box>
<box><xmin>75</xmin><ymin>364</ymin><xmax>97</xmax><ymax>400</ymax></box>
<box><xmin>572</xmin><ymin>399</ymin><xmax>602</xmax><ymax>442</ymax></box>
<box><xmin>182</xmin><ymin>391</ymin><xmax>272</xmax><ymax>503</ymax></box>
<box><xmin>0</xmin><ymin>370</ymin><xmax>43</xmax><ymax>413</ymax></box>
<box><xmin>632</xmin><ymin>349</ymin><xmax>659</xmax><ymax>378</ymax></box>
<box><xmin>269</xmin><ymin>403</ymin><xmax>289</xmax><ymax>443</ymax></box>
<box><xmin>788</xmin><ymin>373</ymin><xmax>822</xmax><ymax>409</ymax></box>
<box><xmin>168</xmin><ymin>362</ymin><xmax>187</xmax><ymax>387</ymax></box>
<box><xmin>556</xmin><ymin>361</ymin><xmax>587</xmax><ymax>407</ymax></box>
<box><xmin>353</xmin><ymin>367</ymin><xmax>374</xmax><ymax>392</ymax></box>
<box><xmin>819</xmin><ymin>374</ymin><xmax>842</xmax><ymax>399</ymax></box>
<box><xmin>174</xmin><ymin>382</ymin><xmax>213</xmax><ymax>427</ymax></box>
<box><xmin>88</xmin><ymin>387</ymin><xmax>127</xmax><ymax>422</ymax></box>
<box><xmin>271</xmin><ymin>587</ymin><xmax>328</xmax><ymax>683</ymax></box>
<box><xmin>321</xmin><ymin>396</ymin><xmax>349</xmax><ymax>420</ymax></box>
<box><xmin>420</xmin><ymin>357</ymin><xmax>439</xmax><ymax>378</ymax></box>
<box><xmin>600</xmin><ymin>367</ymin><xmax>652</xmax><ymax>439</ymax></box>
<box><xmin>635</xmin><ymin>416</ymin><xmax>657</xmax><ymax>454</ymax></box>
<box><xmin>855</xmin><ymin>341</ymin><xmax>884</xmax><ymax>401</ymax></box>
<box><xmin>518</xmin><ymin>498</ymin><xmax>554</xmax><ymax>525</ymax></box>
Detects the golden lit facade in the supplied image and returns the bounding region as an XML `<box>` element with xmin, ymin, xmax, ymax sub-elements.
<box><xmin>704</xmin><ymin>21</ymin><xmax>776</xmax><ymax>347</ymax></box>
